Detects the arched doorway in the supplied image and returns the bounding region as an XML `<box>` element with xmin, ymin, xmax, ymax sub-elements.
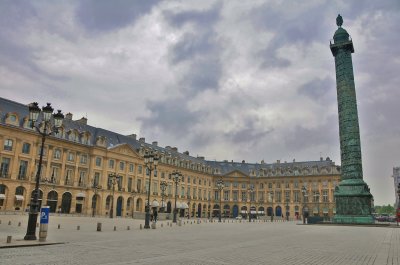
<box><xmin>61</xmin><ymin>192</ymin><xmax>72</xmax><ymax>213</ymax></box>
<box><xmin>232</xmin><ymin>205</ymin><xmax>239</xmax><ymax>218</ymax></box>
<box><xmin>267</xmin><ymin>207</ymin><xmax>273</xmax><ymax>216</ymax></box>
<box><xmin>223</xmin><ymin>204</ymin><xmax>230</xmax><ymax>218</ymax></box>
<box><xmin>15</xmin><ymin>186</ymin><xmax>25</xmax><ymax>211</ymax></box>
<box><xmin>166</xmin><ymin>201</ymin><xmax>172</xmax><ymax>213</ymax></box>
<box><xmin>241</xmin><ymin>206</ymin><xmax>247</xmax><ymax>217</ymax></box>
<box><xmin>116</xmin><ymin>196</ymin><xmax>123</xmax><ymax>217</ymax></box>
<box><xmin>92</xmin><ymin>194</ymin><xmax>100</xmax><ymax>216</ymax></box>
<box><xmin>197</xmin><ymin>203</ymin><xmax>202</xmax><ymax>218</ymax></box>
<box><xmin>258</xmin><ymin>206</ymin><xmax>265</xmax><ymax>216</ymax></box>
<box><xmin>136</xmin><ymin>198</ymin><xmax>143</xmax><ymax>212</ymax></box>
<box><xmin>47</xmin><ymin>190</ymin><xmax>58</xmax><ymax>213</ymax></box>
<box><xmin>213</xmin><ymin>204</ymin><xmax>220</xmax><ymax>218</ymax></box>
<box><xmin>275</xmin><ymin>206</ymin><xmax>282</xmax><ymax>217</ymax></box>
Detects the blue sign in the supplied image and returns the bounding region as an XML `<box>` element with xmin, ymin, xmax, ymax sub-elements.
<box><xmin>40</xmin><ymin>206</ymin><xmax>50</xmax><ymax>224</ymax></box>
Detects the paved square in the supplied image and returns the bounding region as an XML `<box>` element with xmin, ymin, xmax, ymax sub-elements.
<box><xmin>0</xmin><ymin>214</ymin><xmax>399</xmax><ymax>265</ymax></box>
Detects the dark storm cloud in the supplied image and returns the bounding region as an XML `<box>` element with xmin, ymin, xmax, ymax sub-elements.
<box><xmin>164</xmin><ymin>3</ymin><xmax>223</xmax><ymax>94</ymax></box>
<box><xmin>138</xmin><ymin>98</ymin><xmax>204</xmax><ymax>138</ymax></box>
<box><xmin>298</xmin><ymin>77</ymin><xmax>335</xmax><ymax>101</ymax></box>
<box><xmin>76</xmin><ymin>0</ymin><xmax>162</xmax><ymax>32</ymax></box>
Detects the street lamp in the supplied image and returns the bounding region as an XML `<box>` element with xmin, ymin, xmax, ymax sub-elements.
<box><xmin>269</xmin><ymin>191</ymin><xmax>274</xmax><ymax>222</ymax></box>
<box><xmin>91</xmin><ymin>179</ymin><xmax>100</xmax><ymax>217</ymax></box>
<box><xmin>216</xmin><ymin>178</ymin><xmax>224</xmax><ymax>222</ymax></box>
<box><xmin>302</xmin><ymin>186</ymin><xmax>308</xmax><ymax>224</ymax></box>
<box><xmin>108</xmin><ymin>173</ymin><xmax>120</xmax><ymax>219</ymax></box>
<box><xmin>248</xmin><ymin>186</ymin><xmax>254</xmax><ymax>222</ymax></box>
<box><xmin>285</xmin><ymin>195</ymin><xmax>289</xmax><ymax>221</ymax></box>
<box><xmin>172</xmin><ymin>170</ymin><xmax>182</xmax><ymax>223</ymax></box>
<box><xmin>144</xmin><ymin>151</ymin><xmax>159</xmax><ymax>229</ymax></box>
<box><xmin>24</xmin><ymin>102</ymin><xmax>64</xmax><ymax>241</ymax></box>
<box><xmin>160</xmin><ymin>180</ymin><xmax>167</xmax><ymax>213</ymax></box>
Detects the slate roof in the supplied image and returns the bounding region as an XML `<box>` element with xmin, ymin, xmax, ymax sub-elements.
<box><xmin>0</xmin><ymin>97</ymin><xmax>339</xmax><ymax>176</ymax></box>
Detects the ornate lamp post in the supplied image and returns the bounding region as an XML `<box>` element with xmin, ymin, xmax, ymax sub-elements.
<box><xmin>108</xmin><ymin>173</ymin><xmax>120</xmax><ymax>219</ymax></box>
<box><xmin>216</xmin><ymin>178</ymin><xmax>224</xmax><ymax>222</ymax></box>
<box><xmin>302</xmin><ymin>186</ymin><xmax>308</xmax><ymax>224</ymax></box>
<box><xmin>172</xmin><ymin>170</ymin><xmax>182</xmax><ymax>223</ymax></box>
<box><xmin>91</xmin><ymin>179</ymin><xmax>100</xmax><ymax>217</ymax></box>
<box><xmin>144</xmin><ymin>151</ymin><xmax>159</xmax><ymax>229</ymax></box>
<box><xmin>24</xmin><ymin>102</ymin><xmax>64</xmax><ymax>241</ymax></box>
<box><xmin>285</xmin><ymin>195</ymin><xmax>290</xmax><ymax>221</ymax></box>
<box><xmin>248</xmin><ymin>186</ymin><xmax>254</xmax><ymax>222</ymax></box>
<box><xmin>160</xmin><ymin>180</ymin><xmax>167</xmax><ymax>213</ymax></box>
<box><xmin>269</xmin><ymin>191</ymin><xmax>274</xmax><ymax>222</ymax></box>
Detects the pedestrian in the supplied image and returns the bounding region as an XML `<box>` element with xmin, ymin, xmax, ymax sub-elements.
<box><xmin>154</xmin><ymin>211</ymin><xmax>158</xmax><ymax>222</ymax></box>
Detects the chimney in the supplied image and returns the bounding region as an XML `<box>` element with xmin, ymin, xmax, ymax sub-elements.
<box><xmin>242</xmin><ymin>160</ymin><xmax>245</xmax><ymax>163</ymax></box>
<box><xmin>127</xmin><ymin>134</ymin><xmax>137</xmax><ymax>140</ymax></box>
<box><xmin>197</xmin><ymin>156</ymin><xmax>205</xmax><ymax>160</ymax></box>
<box><xmin>152</xmin><ymin>141</ymin><xmax>158</xmax><ymax>146</ymax></box>
<box><xmin>293</xmin><ymin>159</ymin><xmax>296</xmax><ymax>162</ymax></box>
<box><xmin>172</xmin><ymin>147</ymin><xmax>178</xmax><ymax>152</ymax></box>
<box><xmin>320</xmin><ymin>157</ymin><xmax>323</xmax><ymax>161</ymax></box>
<box><xmin>277</xmin><ymin>160</ymin><xmax>280</xmax><ymax>164</ymax></box>
<box><xmin>139</xmin><ymin>137</ymin><xmax>145</xmax><ymax>143</ymax></box>
<box><xmin>75</xmin><ymin>117</ymin><xmax>87</xmax><ymax>125</ymax></box>
<box><xmin>65</xmin><ymin>112</ymin><xmax>73</xmax><ymax>120</ymax></box>
<box><xmin>165</xmin><ymin>146</ymin><xmax>171</xmax><ymax>150</ymax></box>
<box><xmin>183</xmin><ymin>151</ymin><xmax>189</xmax><ymax>155</ymax></box>
<box><xmin>261</xmin><ymin>160</ymin><xmax>265</xmax><ymax>164</ymax></box>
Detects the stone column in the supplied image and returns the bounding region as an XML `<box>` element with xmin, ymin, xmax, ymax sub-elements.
<box><xmin>330</xmin><ymin>15</ymin><xmax>373</xmax><ymax>224</ymax></box>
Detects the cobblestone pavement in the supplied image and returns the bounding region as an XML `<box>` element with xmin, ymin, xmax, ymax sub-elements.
<box><xmin>0</xmin><ymin>214</ymin><xmax>399</xmax><ymax>265</ymax></box>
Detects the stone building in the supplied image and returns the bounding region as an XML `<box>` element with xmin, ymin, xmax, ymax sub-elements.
<box><xmin>0</xmin><ymin>97</ymin><xmax>340</xmax><ymax>219</ymax></box>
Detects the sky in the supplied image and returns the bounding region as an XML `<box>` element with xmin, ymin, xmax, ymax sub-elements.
<box><xmin>0</xmin><ymin>0</ymin><xmax>399</xmax><ymax>205</ymax></box>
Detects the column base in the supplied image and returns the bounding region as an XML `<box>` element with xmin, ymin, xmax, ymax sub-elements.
<box><xmin>333</xmin><ymin>215</ymin><xmax>374</xmax><ymax>224</ymax></box>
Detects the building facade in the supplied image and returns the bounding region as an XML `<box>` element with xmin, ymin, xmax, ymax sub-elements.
<box><xmin>393</xmin><ymin>167</ymin><xmax>400</xmax><ymax>207</ymax></box>
<box><xmin>0</xmin><ymin>97</ymin><xmax>340</xmax><ymax>219</ymax></box>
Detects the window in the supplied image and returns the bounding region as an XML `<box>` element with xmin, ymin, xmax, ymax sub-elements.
<box><xmin>65</xmin><ymin>169</ymin><xmax>73</xmax><ymax>185</ymax></box>
<box><xmin>80</xmin><ymin>154</ymin><xmax>88</xmax><ymax>164</ymax></box>
<box><xmin>233</xmin><ymin>182</ymin><xmax>238</xmax><ymax>188</ymax></box>
<box><xmin>137</xmin><ymin>179</ymin><xmax>142</xmax><ymax>193</ymax></box>
<box><xmin>18</xmin><ymin>160</ymin><xmax>28</xmax><ymax>180</ymax></box>
<box><xmin>323</xmin><ymin>190</ymin><xmax>328</xmax><ymax>202</ymax></box>
<box><xmin>4</xmin><ymin>139</ymin><xmax>13</xmax><ymax>151</ymax></box>
<box><xmin>15</xmin><ymin>186</ymin><xmax>24</xmax><ymax>195</ymax></box>
<box><xmin>294</xmin><ymin>180</ymin><xmax>299</xmax><ymax>188</ymax></box>
<box><xmin>0</xmin><ymin>158</ymin><xmax>11</xmax><ymax>177</ymax></box>
<box><xmin>275</xmin><ymin>191</ymin><xmax>281</xmax><ymax>203</ymax></box>
<box><xmin>285</xmin><ymin>182</ymin><xmax>290</xmax><ymax>189</ymax></box>
<box><xmin>95</xmin><ymin>157</ymin><xmax>102</xmax><ymax>167</ymax></box>
<box><xmin>22</xmin><ymin>143</ymin><xmax>30</xmax><ymax>154</ymax></box>
<box><xmin>268</xmin><ymin>183</ymin><xmax>272</xmax><ymax>189</ymax></box>
<box><xmin>119</xmin><ymin>162</ymin><xmax>124</xmax><ymax>171</ymax></box>
<box><xmin>276</xmin><ymin>182</ymin><xmax>281</xmax><ymax>188</ymax></box>
<box><xmin>128</xmin><ymin>177</ymin><xmax>132</xmax><ymax>192</ymax></box>
<box><xmin>313</xmin><ymin>191</ymin><xmax>320</xmax><ymax>202</ymax></box>
<box><xmin>138</xmin><ymin>165</ymin><xmax>142</xmax><ymax>174</ymax></box>
<box><xmin>53</xmin><ymin>149</ymin><xmax>61</xmax><ymax>159</ymax></box>
<box><xmin>129</xmin><ymin>163</ymin><xmax>134</xmax><ymax>173</ymax></box>
<box><xmin>294</xmin><ymin>191</ymin><xmax>300</xmax><ymax>202</ymax></box>
<box><xmin>241</xmin><ymin>183</ymin><xmax>246</xmax><ymax>189</ymax></box>
<box><xmin>180</xmin><ymin>186</ymin><xmax>185</xmax><ymax>197</ymax></box>
<box><xmin>67</xmin><ymin>152</ymin><xmax>74</xmax><ymax>162</ymax></box>
<box><xmin>108</xmin><ymin>160</ymin><xmax>114</xmax><ymax>169</ymax></box>
<box><xmin>285</xmin><ymin>191</ymin><xmax>290</xmax><ymax>202</ymax></box>
<box><xmin>260</xmin><ymin>183</ymin><xmax>264</xmax><ymax>189</ymax></box>
<box><xmin>78</xmin><ymin>171</ymin><xmax>86</xmax><ymax>187</ymax></box>
<box><xmin>168</xmin><ymin>183</ymin><xmax>172</xmax><ymax>195</ymax></box>
<box><xmin>241</xmin><ymin>191</ymin><xmax>246</xmax><ymax>202</ymax></box>
<box><xmin>37</xmin><ymin>147</ymin><xmax>47</xmax><ymax>157</ymax></box>
<box><xmin>224</xmin><ymin>190</ymin><xmax>229</xmax><ymax>201</ymax></box>
<box><xmin>214</xmin><ymin>191</ymin><xmax>219</xmax><ymax>200</ymax></box>
<box><xmin>93</xmin><ymin>172</ymin><xmax>100</xmax><ymax>187</ymax></box>
<box><xmin>187</xmin><ymin>176</ymin><xmax>191</xmax><ymax>183</ymax></box>
<box><xmin>233</xmin><ymin>191</ymin><xmax>238</xmax><ymax>201</ymax></box>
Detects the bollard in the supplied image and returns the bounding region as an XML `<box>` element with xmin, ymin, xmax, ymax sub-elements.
<box><xmin>58</xmin><ymin>224</ymin><xmax>61</xmax><ymax>229</ymax></box>
<box><xmin>140</xmin><ymin>224</ymin><xmax>143</xmax><ymax>230</ymax></box>
<box><xmin>6</xmin><ymin>236</ymin><xmax>12</xmax><ymax>243</ymax></box>
<box><xmin>8</xmin><ymin>221</ymin><xmax>11</xmax><ymax>225</ymax></box>
<box><xmin>97</xmin><ymin>222</ymin><xmax>102</xmax><ymax>232</ymax></box>
<box><xmin>77</xmin><ymin>225</ymin><xmax>80</xmax><ymax>230</ymax></box>
<box><xmin>127</xmin><ymin>226</ymin><xmax>130</xmax><ymax>230</ymax></box>
<box><xmin>18</xmin><ymin>222</ymin><xmax>21</xmax><ymax>227</ymax></box>
<box><xmin>114</xmin><ymin>226</ymin><xmax>116</xmax><ymax>231</ymax></box>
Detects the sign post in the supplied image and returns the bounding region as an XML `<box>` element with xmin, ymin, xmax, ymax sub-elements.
<box><xmin>39</xmin><ymin>206</ymin><xmax>50</xmax><ymax>242</ymax></box>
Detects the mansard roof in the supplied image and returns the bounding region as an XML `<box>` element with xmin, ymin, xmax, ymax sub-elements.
<box><xmin>0</xmin><ymin>97</ymin><xmax>340</xmax><ymax>176</ymax></box>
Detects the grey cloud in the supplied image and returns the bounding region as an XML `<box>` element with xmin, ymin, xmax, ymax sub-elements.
<box><xmin>225</xmin><ymin>116</ymin><xmax>274</xmax><ymax>146</ymax></box>
<box><xmin>138</xmin><ymin>98</ymin><xmax>205</xmax><ymax>138</ymax></box>
<box><xmin>298</xmin><ymin>77</ymin><xmax>335</xmax><ymax>101</ymax></box>
<box><xmin>75</xmin><ymin>0</ymin><xmax>161</xmax><ymax>32</ymax></box>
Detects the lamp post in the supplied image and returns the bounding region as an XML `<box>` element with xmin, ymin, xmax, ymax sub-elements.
<box><xmin>216</xmin><ymin>178</ymin><xmax>224</xmax><ymax>222</ymax></box>
<box><xmin>24</xmin><ymin>102</ymin><xmax>64</xmax><ymax>241</ymax></box>
<box><xmin>248</xmin><ymin>186</ymin><xmax>254</xmax><ymax>222</ymax></box>
<box><xmin>108</xmin><ymin>173</ymin><xmax>120</xmax><ymax>219</ymax></box>
<box><xmin>144</xmin><ymin>151</ymin><xmax>159</xmax><ymax>229</ymax></box>
<box><xmin>302</xmin><ymin>186</ymin><xmax>308</xmax><ymax>224</ymax></box>
<box><xmin>269</xmin><ymin>191</ymin><xmax>274</xmax><ymax>222</ymax></box>
<box><xmin>172</xmin><ymin>170</ymin><xmax>182</xmax><ymax>223</ymax></box>
<box><xmin>285</xmin><ymin>195</ymin><xmax>290</xmax><ymax>221</ymax></box>
<box><xmin>91</xmin><ymin>179</ymin><xmax>100</xmax><ymax>217</ymax></box>
<box><xmin>160</xmin><ymin>180</ymin><xmax>167</xmax><ymax>213</ymax></box>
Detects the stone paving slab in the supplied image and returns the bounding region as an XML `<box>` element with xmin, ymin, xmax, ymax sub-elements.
<box><xmin>0</xmin><ymin>215</ymin><xmax>399</xmax><ymax>265</ymax></box>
